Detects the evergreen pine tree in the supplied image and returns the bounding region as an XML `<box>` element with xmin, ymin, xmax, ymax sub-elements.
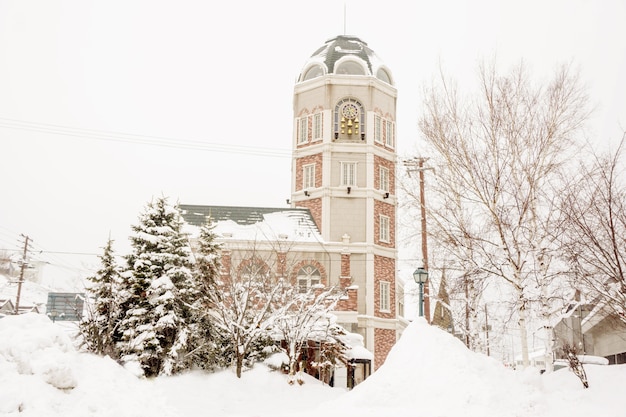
<box><xmin>79</xmin><ymin>237</ymin><xmax>122</xmax><ymax>357</ymax></box>
<box><xmin>195</xmin><ymin>219</ymin><xmax>221</xmax><ymax>289</ymax></box>
<box><xmin>188</xmin><ymin>219</ymin><xmax>227</xmax><ymax>369</ymax></box>
<box><xmin>117</xmin><ymin>196</ymin><xmax>198</xmax><ymax>376</ymax></box>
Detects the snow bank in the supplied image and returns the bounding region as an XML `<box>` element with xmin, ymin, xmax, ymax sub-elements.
<box><xmin>311</xmin><ymin>318</ymin><xmax>545</xmax><ymax>417</ymax></box>
<box><xmin>0</xmin><ymin>313</ymin><xmax>176</xmax><ymax>417</ymax></box>
<box><xmin>2</xmin><ymin>312</ymin><xmax>625</xmax><ymax>417</ymax></box>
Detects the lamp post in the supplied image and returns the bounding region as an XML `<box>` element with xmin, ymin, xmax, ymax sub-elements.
<box><xmin>404</xmin><ymin>157</ymin><xmax>433</xmax><ymax>322</ymax></box>
<box><xmin>413</xmin><ymin>267</ymin><xmax>429</xmax><ymax>317</ymax></box>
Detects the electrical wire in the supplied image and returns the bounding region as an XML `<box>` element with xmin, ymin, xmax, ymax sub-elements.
<box><xmin>0</xmin><ymin>117</ymin><xmax>292</xmax><ymax>158</ymax></box>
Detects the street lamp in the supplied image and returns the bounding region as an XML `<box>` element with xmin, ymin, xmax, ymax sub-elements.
<box><xmin>413</xmin><ymin>267</ymin><xmax>429</xmax><ymax>317</ymax></box>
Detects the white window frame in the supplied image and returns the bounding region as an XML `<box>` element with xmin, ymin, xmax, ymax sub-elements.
<box><xmin>379</xmin><ymin>214</ymin><xmax>390</xmax><ymax>242</ymax></box>
<box><xmin>385</xmin><ymin>120</ymin><xmax>395</xmax><ymax>148</ymax></box>
<box><xmin>303</xmin><ymin>163</ymin><xmax>315</xmax><ymax>189</ymax></box>
<box><xmin>313</xmin><ymin>113</ymin><xmax>322</xmax><ymax>140</ymax></box>
<box><xmin>297</xmin><ymin>117</ymin><xmax>308</xmax><ymax>144</ymax></box>
<box><xmin>380</xmin><ymin>166</ymin><xmax>389</xmax><ymax>192</ymax></box>
<box><xmin>380</xmin><ymin>281</ymin><xmax>390</xmax><ymax>312</ymax></box>
<box><xmin>297</xmin><ymin>265</ymin><xmax>321</xmax><ymax>293</ymax></box>
<box><xmin>374</xmin><ymin>115</ymin><xmax>382</xmax><ymax>143</ymax></box>
<box><xmin>341</xmin><ymin>162</ymin><xmax>357</xmax><ymax>186</ymax></box>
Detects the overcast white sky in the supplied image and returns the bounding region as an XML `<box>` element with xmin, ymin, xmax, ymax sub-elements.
<box><xmin>1</xmin><ymin>0</ymin><xmax>625</xmax><ymax>273</ymax></box>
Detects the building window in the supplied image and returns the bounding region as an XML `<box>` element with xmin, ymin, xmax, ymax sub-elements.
<box><xmin>376</xmin><ymin>68</ymin><xmax>392</xmax><ymax>85</ymax></box>
<box><xmin>298</xmin><ymin>117</ymin><xmax>308</xmax><ymax>144</ymax></box>
<box><xmin>303</xmin><ymin>164</ymin><xmax>315</xmax><ymax>189</ymax></box>
<box><xmin>341</xmin><ymin>162</ymin><xmax>357</xmax><ymax>186</ymax></box>
<box><xmin>302</xmin><ymin>64</ymin><xmax>324</xmax><ymax>81</ymax></box>
<box><xmin>380</xmin><ymin>166</ymin><xmax>389</xmax><ymax>192</ymax></box>
<box><xmin>385</xmin><ymin>120</ymin><xmax>395</xmax><ymax>148</ymax></box>
<box><xmin>297</xmin><ymin>265</ymin><xmax>321</xmax><ymax>293</ymax></box>
<box><xmin>379</xmin><ymin>215</ymin><xmax>390</xmax><ymax>242</ymax></box>
<box><xmin>335</xmin><ymin>59</ymin><xmax>366</xmax><ymax>75</ymax></box>
<box><xmin>374</xmin><ymin>115</ymin><xmax>382</xmax><ymax>143</ymax></box>
<box><xmin>313</xmin><ymin>113</ymin><xmax>322</xmax><ymax>140</ymax></box>
<box><xmin>380</xmin><ymin>281</ymin><xmax>390</xmax><ymax>311</ymax></box>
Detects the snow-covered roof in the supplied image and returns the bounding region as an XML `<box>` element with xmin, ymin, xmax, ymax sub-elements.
<box><xmin>180</xmin><ymin>205</ymin><xmax>323</xmax><ymax>243</ymax></box>
<box><xmin>297</xmin><ymin>35</ymin><xmax>393</xmax><ymax>85</ymax></box>
<box><xmin>344</xmin><ymin>332</ymin><xmax>374</xmax><ymax>360</ymax></box>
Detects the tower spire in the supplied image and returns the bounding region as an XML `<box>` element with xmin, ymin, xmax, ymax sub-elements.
<box><xmin>343</xmin><ymin>2</ymin><xmax>347</xmax><ymax>35</ymax></box>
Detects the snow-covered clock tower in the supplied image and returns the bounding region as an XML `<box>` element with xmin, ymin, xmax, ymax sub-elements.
<box><xmin>290</xmin><ymin>35</ymin><xmax>403</xmax><ymax>368</ymax></box>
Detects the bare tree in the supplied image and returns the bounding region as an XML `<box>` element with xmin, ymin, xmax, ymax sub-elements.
<box><xmin>208</xmin><ymin>247</ymin><xmax>285</xmax><ymax>378</ymax></box>
<box><xmin>417</xmin><ymin>60</ymin><xmax>589</xmax><ymax>368</ymax></box>
<box><xmin>560</xmin><ymin>133</ymin><xmax>626</xmax><ymax>322</ymax></box>
<box><xmin>271</xmin><ymin>284</ymin><xmax>347</xmax><ymax>384</ymax></box>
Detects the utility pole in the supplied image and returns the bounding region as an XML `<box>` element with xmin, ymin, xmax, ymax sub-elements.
<box><xmin>484</xmin><ymin>304</ymin><xmax>491</xmax><ymax>356</ymax></box>
<box><xmin>404</xmin><ymin>157</ymin><xmax>433</xmax><ymax>323</ymax></box>
<box><xmin>14</xmin><ymin>234</ymin><xmax>30</xmax><ymax>315</ymax></box>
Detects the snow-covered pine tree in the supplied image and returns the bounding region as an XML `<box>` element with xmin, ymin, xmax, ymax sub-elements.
<box><xmin>195</xmin><ymin>219</ymin><xmax>221</xmax><ymax>289</ymax></box>
<box><xmin>188</xmin><ymin>219</ymin><xmax>228</xmax><ymax>370</ymax></box>
<box><xmin>117</xmin><ymin>196</ymin><xmax>198</xmax><ymax>377</ymax></box>
<box><xmin>79</xmin><ymin>237</ymin><xmax>122</xmax><ymax>357</ymax></box>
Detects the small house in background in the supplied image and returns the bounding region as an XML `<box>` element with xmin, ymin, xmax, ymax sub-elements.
<box><xmin>0</xmin><ymin>298</ymin><xmax>41</xmax><ymax>317</ymax></box>
<box><xmin>554</xmin><ymin>301</ymin><xmax>626</xmax><ymax>365</ymax></box>
<box><xmin>17</xmin><ymin>304</ymin><xmax>40</xmax><ymax>315</ymax></box>
<box><xmin>0</xmin><ymin>298</ymin><xmax>15</xmax><ymax>317</ymax></box>
<box><xmin>46</xmin><ymin>292</ymin><xmax>85</xmax><ymax>322</ymax></box>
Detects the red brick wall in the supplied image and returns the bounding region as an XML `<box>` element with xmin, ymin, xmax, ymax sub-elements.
<box><xmin>373</xmin><ymin>154</ymin><xmax>396</xmax><ymax>195</ymax></box>
<box><xmin>341</xmin><ymin>253</ymin><xmax>350</xmax><ymax>277</ymax></box>
<box><xmin>335</xmin><ymin>287</ymin><xmax>357</xmax><ymax>311</ymax></box>
<box><xmin>373</xmin><ymin>255</ymin><xmax>396</xmax><ymax>319</ymax></box>
<box><xmin>295</xmin><ymin>153</ymin><xmax>323</xmax><ymax>191</ymax></box>
<box><xmin>296</xmin><ymin>198</ymin><xmax>322</xmax><ymax>231</ymax></box>
<box><xmin>374</xmin><ymin>200</ymin><xmax>395</xmax><ymax>248</ymax></box>
<box><xmin>374</xmin><ymin>328</ymin><xmax>396</xmax><ymax>369</ymax></box>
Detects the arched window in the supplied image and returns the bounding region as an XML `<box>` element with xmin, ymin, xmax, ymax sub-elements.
<box><xmin>376</xmin><ymin>68</ymin><xmax>393</xmax><ymax>85</ymax></box>
<box><xmin>239</xmin><ymin>257</ymin><xmax>270</xmax><ymax>280</ymax></box>
<box><xmin>302</xmin><ymin>64</ymin><xmax>324</xmax><ymax>81</ymax></box>
<box><xmin>296</xmin><ymin>265</ymin><xmax>321</xmax><ymax>293</ymax></box>
<box><xmin>335</xmin><ymin>60</ymin><xmax>366</xmax><ymax>75</ymax></box>
<box><xmin>334</xmin><ymin>98</ymin><xmax>366</xmax><ymax>140</ymax></box>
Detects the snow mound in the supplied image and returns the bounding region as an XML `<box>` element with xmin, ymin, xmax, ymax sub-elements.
<box><xmin>314</xmin><ymin>318</ymin><xmax>545</xmax><ymax>417</ymax></box>
<box><xmin>0</xmin><ymin>313</ymin><xmax>77</xmax><ymax>390</ymax></box>
<box><xmin>0</xmin><ymin>313</ymin><xmax>177</xmax><ymax>416</ymax></box>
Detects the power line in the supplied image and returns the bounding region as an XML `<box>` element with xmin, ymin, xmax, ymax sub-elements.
<box><xmin>0</xmin><ymin>117</ymin><xmax>292</xmax><ymax>158</ymax></box>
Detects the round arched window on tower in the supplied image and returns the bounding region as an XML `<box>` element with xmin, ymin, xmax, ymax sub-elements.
<box><xmin>302</xmin><ymin>64</ymin><xmax>324</xmax><ymax>81</ymax></box>
<box><xmin>376</xmin><ymin>68</ymin><xmax>392</xmax><ymax>85</ymax></box>
<box><xmin>335</xmin><ymin>60</ymin><xmax>366</xmax><ymax>75</ymax></box>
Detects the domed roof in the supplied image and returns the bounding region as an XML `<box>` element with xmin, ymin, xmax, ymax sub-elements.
<box><xmin>298</xmin><ymin>35</ymin><xmax>394</xmax><ymax>85</ymax></box>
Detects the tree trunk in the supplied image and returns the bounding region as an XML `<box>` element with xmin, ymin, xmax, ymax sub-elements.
<box><xmin>236</xmin><ymin>353</ymin><xmax>243</xmax><ymax>378</ymax></box>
